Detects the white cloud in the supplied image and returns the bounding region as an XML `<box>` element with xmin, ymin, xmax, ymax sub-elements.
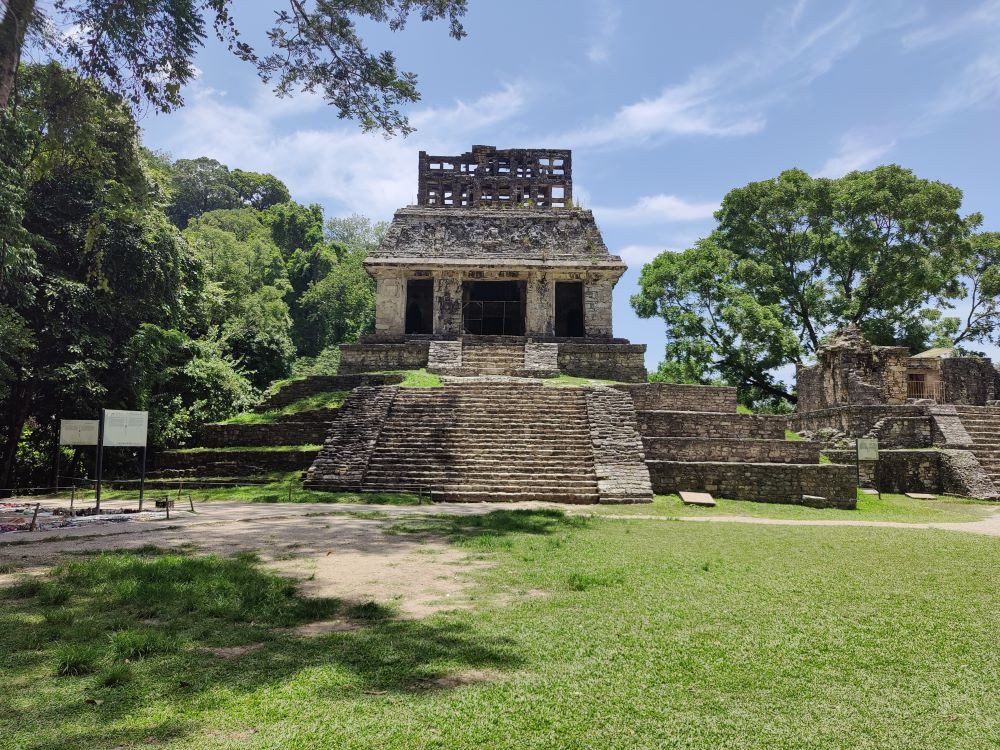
<box><xmin>902</xmin><ymin>0</ymin><xmax>1000</xmax><ymax>48</ymax></box>
<box><xmin>562</xmin><ymin>1</ymin><xmax>874</xmax><ymax>147</ymax></box>
<box><xmin>586</xmin><ymin>0</ymin><xmax>621</xmax><ymax>64</ymax></box>
<box><xmin>616</xmin><ymin>244</ymin><xmax>677</xmax><ymax>266</ymax></box>
<box><xmin>161</xmin><ymin>81</ymin><xmax>530</xmax><ymax>218</ymax></box>
<box><xmin>816</xmin><ymin>132</ymin><xmax>895</xmax><ymax>177</ymax></box>
<box><xmin>593</xmin><ymin>194</ymin><xmax>718</xmax><ymax>225</ymax></box>
<box><xmin>930</xmin><ymin>54</ymin><xmax>1000</xmax><ymax>116</ymax></box>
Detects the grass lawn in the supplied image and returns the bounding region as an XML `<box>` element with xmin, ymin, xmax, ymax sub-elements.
<box><xmin>95</xmin><ymin>474</ymin><xmax>426</xmax><ymax>506</ymax></box>
<box><xmin>585</xmin><ymin>492</ymin><xmax>997</xmax><ymax>524</ymax></box>
<box><xmin>2</xmin><ymin>510</ymin><xmax>999</xmax><ymax>748</ymax></box>
<box><xmin>219</xmin><ymin>392</ymin><xmax>348</xmax><ymax>425</ymax></box>
<box><xmin>376</xmin><ymin>368</ymin><xmax>443</xmax><ymax>388</ymax></box>
<box><xmin>543</xmin><ymin>373</ymin><xmax>622</xmax><ymax>387</ymax></box>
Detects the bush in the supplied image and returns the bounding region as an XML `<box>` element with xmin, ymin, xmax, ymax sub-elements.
<box><xmin>54</xmin><ymin>644</ymin><xmax>101</xmax><ymax>676</ymax></box>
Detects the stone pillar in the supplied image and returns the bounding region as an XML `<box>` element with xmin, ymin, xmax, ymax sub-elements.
<box><xmin>584</xmin><ymin>276</ymin><xmax>613</xmax><ymax>337</ymax></box>
<box><xmin>434</xmin><ymin>272</ymin><xmax>463</xmax><ymax>336</ymax></box>
<box><xmin>526</xmin><ymin>272</ymin><xmax>553</xmax><ymax>336</ymax></box>
<box><xmin>373</xmin><ymin>273</ymin><xmax>405</xmax><ymax>340</ymax></box>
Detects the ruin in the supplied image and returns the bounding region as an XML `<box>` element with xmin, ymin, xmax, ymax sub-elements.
<box><xmin>793</xmin><ymin>325</ymin><xmax>1000</xmax><ymax>499</ymax></box>
<box><xmin>338</xmin><ymin>145</ymin><xmax>647</xmax><ymax>381</ymax></box>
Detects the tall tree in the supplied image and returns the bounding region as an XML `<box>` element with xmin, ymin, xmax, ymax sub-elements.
<box><xmin>1</xmin><ymin>0</ymin><xmax>468</xmax><ymax>134</ymax></box>
<box><xmin>634</xmin><ymin>166</ymin><xmax>981</xmax><ymax>404</ymax></box>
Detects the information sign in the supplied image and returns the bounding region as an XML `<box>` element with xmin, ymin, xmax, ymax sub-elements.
<box><xmin>102</xmin><ymin>410</ymin><xmax>148</xmax><ymax>447</ymax></box>
<box><xmin>59</xmin><ymin>419</ymin><xmax>99</xmax><ymax>446</ymax></box>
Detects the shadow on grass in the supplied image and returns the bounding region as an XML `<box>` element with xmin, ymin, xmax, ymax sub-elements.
<box><xmin>1</xmin><ymin>546</ymin><xmax>522</xmax><ymax>750</ymax></box>
<box><xmin>387</xmin><ymin>508</ymin><xmax>589</xmax><ymax>545</ymax></box>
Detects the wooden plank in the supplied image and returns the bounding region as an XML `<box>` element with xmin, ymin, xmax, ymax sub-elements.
<box><xmin>905</xmin><ymin>492</ymin><xmax>938</xmax><ymax>500</ymax></box>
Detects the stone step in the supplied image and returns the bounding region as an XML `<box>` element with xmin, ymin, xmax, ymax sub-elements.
<box><xmin>363</xmin><ymin>479</ymin><xmax>599</xmax><ymax>492</ymax></box>
<box><xmin>423</xmin><ymin>490</ymin><xmax>601</xmax><ymax>503</ymax></box>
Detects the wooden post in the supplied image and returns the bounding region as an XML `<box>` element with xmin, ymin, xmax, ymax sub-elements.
<box><xmin>29</xmin><ymin>503</ymin><xmax>40</xmax><ymax>531</ymax></box>
<box><xmin>188</xmin><ymin>494</ymin><xmax>194</xmax><ymax>512</ymax></box>
<box><xmin>165</xmin><ymin>496</ymin><xmax>170</xmax><ymax>520</ymax></box>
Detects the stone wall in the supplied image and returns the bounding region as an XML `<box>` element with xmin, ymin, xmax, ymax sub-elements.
<box><xmin>796</xmin><ymin>325</ymin><xmax>908</xmax><ymax>412</ymax></box>
<box><xmin>524</xmin><ymin>342</ymin><xmax>559</xmax><ymax>372</ymax></box>
<box><xmin>613</xmin><ymin>383</ymin><xmax>736</xmax><ymax>413</ymax></box>
<box><xmin>823</xmin><ymin>448</ymin><xmax>999</xmax><ymax>499</ymax></box>
<box><xmin>304</xmin><ymin>386</ymin><xmax>398</xmax><ymax>489</ymax></box>
<box><xmin>941</xmin><ymin>357</ymin><xmax>997</xmax><ymax>405</ymax></box>
<box><xmin>790</xmin><ymin>405</ymin><xmax>928</xmax><ymax>441</ymax></box>
<box><xmin>338</xmin><ymin>342</ymin><xmax>429</xmax><ymax>374</ymax></box>
<box><xmin>647</xmin><ymin>461</ymin><xmax>857</xmax><ymax>508</ymax></box>
<box><xmin>584</xmin><ymin>386</ymin><xmax>653</xmax><ymax>503</ymax></box>
<box><xmin>156</xmin><ymin>448</ymin><xmax>317</xmax><ymax>473</ymax></box>
<box><xmin>261</xmin><ymin>374</ymin><xmax>403</xmax><ymax>410</ymax></box>
<box><xmin>928</xmin><ymin>405</ymin><xmax>974</xmax><ymax>447</ymax></box>
<box><xmin>557</xmin><ymin>343</ymin><xmax>647</xmax><ymax>382</ymax></box>
<box><xmin>864</xmin><ymin>416</ymin><xmax>932</xmax><ymax>448</ymax></box>
<box><xmin>638</xmin><ymin>411</ymin><xmax>786</xmax><ymax>440</ymax></box>
<box><xmin>643</xmin><ymin>437</ymin><xmax>819</xmax><ymax>464</ymax></box>
<box><xmin>427</xmin><ymin>340</ymin><xmax>462</xmax><ymax>371</ymax></box>
<box><xmin>198</xmin><ymin>422</ymin><xmax>330</xmax><ymax>448</ymax></box>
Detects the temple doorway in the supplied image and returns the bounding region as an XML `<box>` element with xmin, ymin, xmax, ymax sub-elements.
<box><xmin>405</xmin><ymin>279</ymin><xmax>434</xmax><ymax>334</ymax></box>
<box><xmin>554</xmin><ymin>281</ymin><xmax>585</xmax><ymax>337</ymax></box>
<box><xmin>462</xmin><ymin>280</ymin><xmax>525</xmax><ymax>335</ymax></box>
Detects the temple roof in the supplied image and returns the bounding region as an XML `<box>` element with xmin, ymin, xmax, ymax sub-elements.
<box><xmin>368</xmin><ymin>206</ymin><xmax>623</xmax><ymax>265</ymax></box>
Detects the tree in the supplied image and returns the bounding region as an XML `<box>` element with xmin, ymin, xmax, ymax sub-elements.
<box><xmin>0</xmin><ymin>63</ymin><xmax>194</xmax><ymax>490</ymax></box>
<box><xmin>933</xmin><ymin>232</ymin><xmax>1000</xmax><ymax>347</ymax></box>
<box><xmin>633</xmin><ymin>166</ymin><xmax>981</xmax><ymax>404</ymax></box>
<box><xmin>1</xmin><ymin>0</ymin><xmax>468</xmax><ymax>134</ymax></box>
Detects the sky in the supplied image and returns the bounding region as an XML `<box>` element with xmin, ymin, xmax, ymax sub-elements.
<box><xmin>136</xmin><ymin>0</ymin><xmax>1000</xmax><ymax>380</ymax></box>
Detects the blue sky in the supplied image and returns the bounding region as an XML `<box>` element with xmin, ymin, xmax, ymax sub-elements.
<box><xmin>137</xmin><ymin>0</ymin><xmax>1000</xmax><ymax>378</ymax></box>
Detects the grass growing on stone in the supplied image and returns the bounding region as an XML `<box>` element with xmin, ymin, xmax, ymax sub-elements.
<box><xmin>218</xmin><ymin>391</ymin><xmax>348</xmax><ymax>425</ymax></box>
<box><xmin>585</xmin><ymin>492</ymin><xmax>997</xmax><ymax>524</ymax></box>
<box><xmin>543</xmin><ymin>373</ymin><xmax>621</xmax><ymax>387</ymax></box>
<box><xmin>376</xmin><ymin>368</ymin><xmax>442</xmax><ymax>388</ymax></box>
<box><xmin>169</xmin><ymin>444</ymin><xmax>323</xmax><ymax>454</ymax></box>
<box><xmin>3</xmin><ymin>511</ymin><xmax>1000</xmax><ymax>748</ymax></box>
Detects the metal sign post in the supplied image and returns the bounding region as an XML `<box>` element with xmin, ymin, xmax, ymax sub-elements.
<box><xmin>59</xmin><ymin>418</ymin><xmax>100</xmax><ymax>506</ymax></box>
<box><xmin>95</xmin><ymin>411</ymin><xmax>106</xmax><ymax>513</ymax></box>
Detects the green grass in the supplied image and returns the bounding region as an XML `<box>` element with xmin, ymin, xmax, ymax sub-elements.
<box><xmin>542</xmin><ymin>373</ymin><xmax>622</xmax><ymax>387</ymax></box>
<box><xmin>376</xmin><ymin>368</ymin><xmax>442</xmax><ymax>388</ymax></box>
<box><xmin>219</xmin><ymin>391</ymin><xmax>348</xmax><ymax>425</ymax></box>
<box><xmin>736</xmin><ymin>404</ymin><xmax>753</xmax><ymax>414</ymax></box>
<box><xmin>785</xmin><ymin>428</ymin><xmax>803</xmax><ymax>441</ymax></box>
<box><xmin>98</xmin><ymin>475</ymin><xmax>426</xmax><ymax>506</ymax></box>
<box><xmin>3</xmin><ymin>511</ymin><xmax>1000</xmax><ymax>748</ymax></box>
<box><xmin>169</xmin><ymin>444</ymin><xmax>322</xmax><ymax>454</ymax></box>
<box><xmin>585</xmin><ymin>492</ymin><xmax>997</xmax><ymax>524</ymax></box>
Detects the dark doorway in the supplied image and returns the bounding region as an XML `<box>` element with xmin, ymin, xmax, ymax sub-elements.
<box><xmin>555</xmin><ymin>281</ymin><xmax>585</xmax><ymax>337</ymax></box>
<box><xmin>405</xmin><ymin>279</ymin><xmax>434</xmax><ymax>335</ymax></box>
<box><xmin>462</xmin><ymin>280</ymin><xmax>525</xmax><ymax>335</ymax></box>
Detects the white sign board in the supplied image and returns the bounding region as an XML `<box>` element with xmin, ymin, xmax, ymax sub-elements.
<box><xmin>102</xmin><ymin>410</ymin><xmax>148</xmax><ymax>447</ymax></box>
<box><xmin>857</xmin><ymin>438</ymin><xmax>879</xmax><ymax>462</ymax></box>
<box><xmin>59</xmin><ymin>419</ymin><xmax>99</xmax><ymax>446</ymax></box>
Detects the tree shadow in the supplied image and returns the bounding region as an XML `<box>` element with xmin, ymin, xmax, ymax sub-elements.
<box><xmin>2</xmin><ymin>539</ymin><xmax>530</xmax><ymax>749</ymax></box>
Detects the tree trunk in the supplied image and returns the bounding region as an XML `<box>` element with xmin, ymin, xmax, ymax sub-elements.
<box><xmin>0</xmin><ymin>0</ymin><xmax>35</xmax><ymax>111</ymax></box>
<box><xmin>0</xmin><ymin>380</ymin><xmax>33</xmax><ymax>496</ymax></box>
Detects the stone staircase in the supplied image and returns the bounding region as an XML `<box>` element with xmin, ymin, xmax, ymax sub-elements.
<box><xmin>954</xmin><ymin>405</ymin><xmax>1000</xmax><ymax>486</ymax></box>
<box><xmin>360</xmin><ymin>382</ymin><xmax>600</xmax><ymax>502</ymax></box>
<box><xmin>460</xmin><ymin>341</ymin><xmax>525</xmax><ymax>374</ymax></box>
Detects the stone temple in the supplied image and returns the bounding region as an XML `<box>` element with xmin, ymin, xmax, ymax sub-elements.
<box><xmin>293</xmin><ymin>146</ymin><xmax>856</xmax><ymax>507</ymax></box>
<box><xmin>338</xmin><ymin>145</ymin><xmax>647</xmax><ymax>381</ymax></box>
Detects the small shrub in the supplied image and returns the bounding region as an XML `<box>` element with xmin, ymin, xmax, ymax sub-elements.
<box><xmin>97</xmin><ymin>663</ymin><xmax>134</xmax><ymax>687</ymax></box>
<box><xmin>0</xmin><ymin>563</ymin><xmax>17</xmax><ymax>574</ymax></box>
<box><xmin>55</xmin><ymin>644</ymin><xmax>101</xmax><ymax>676</ymax></box>
<box><xmin>38</xmin><ymin>583</ymin><xmax>71</xmax><ymax>605</ymax></box>
<box><xmin>43</xmin><ymin>609</ymin><xmax>74</xmax><ymax>628</ymax></box>
<box><xmin>6</xmin><ymin>578</ymin><xmax>43</xmax><ymax>598</ymax></box>
<box><xmin>110</xmin><ymin>629</ymin><xmax>171</xmax><ymax>660</ymax></box>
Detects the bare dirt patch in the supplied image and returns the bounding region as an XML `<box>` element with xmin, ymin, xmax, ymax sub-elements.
<box><xmin>0</xmin><ymin>505</ymin><xmax>490</xmax><ymax>619</ymax></box>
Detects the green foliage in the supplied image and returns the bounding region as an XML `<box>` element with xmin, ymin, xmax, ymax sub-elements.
<box><xmin>5</xmin><ymin>0</ymin><xmax>469</xmax><ymax>136</ymax></box>
<box><xmin>54</xmin><ymin>643</ymin><xmax>100</xmax><ymax>677</ymax></box>
<box><xmin>220</xmin><ymin>391</ymin><xmax>348</xmax><ymax>425</ymax></box>
<box><xmin>634</xmin><ymin>165</ymin><xmax>990</xmax><ymax>404</ymax></box>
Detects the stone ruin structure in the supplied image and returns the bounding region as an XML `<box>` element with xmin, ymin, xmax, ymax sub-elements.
<box><xmin>793</xmin><ymin>325</ymin><xmax>1000</xmax><ymax>499</ymax></box>
<box><xmin>152</xmin><ymin>147</ymin><xmax>860</xmax><ymax>509</ymax></box>
<box><xmin>338</xmin><ymin>144</ymin><xmax>647</xmax><ymax>382</ymax></box>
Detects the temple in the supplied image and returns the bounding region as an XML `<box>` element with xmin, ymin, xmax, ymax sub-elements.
<box><xmin>339</xmin><ymin>145</ymin><xmax>647</xmax><ymax>381</ymax></box>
